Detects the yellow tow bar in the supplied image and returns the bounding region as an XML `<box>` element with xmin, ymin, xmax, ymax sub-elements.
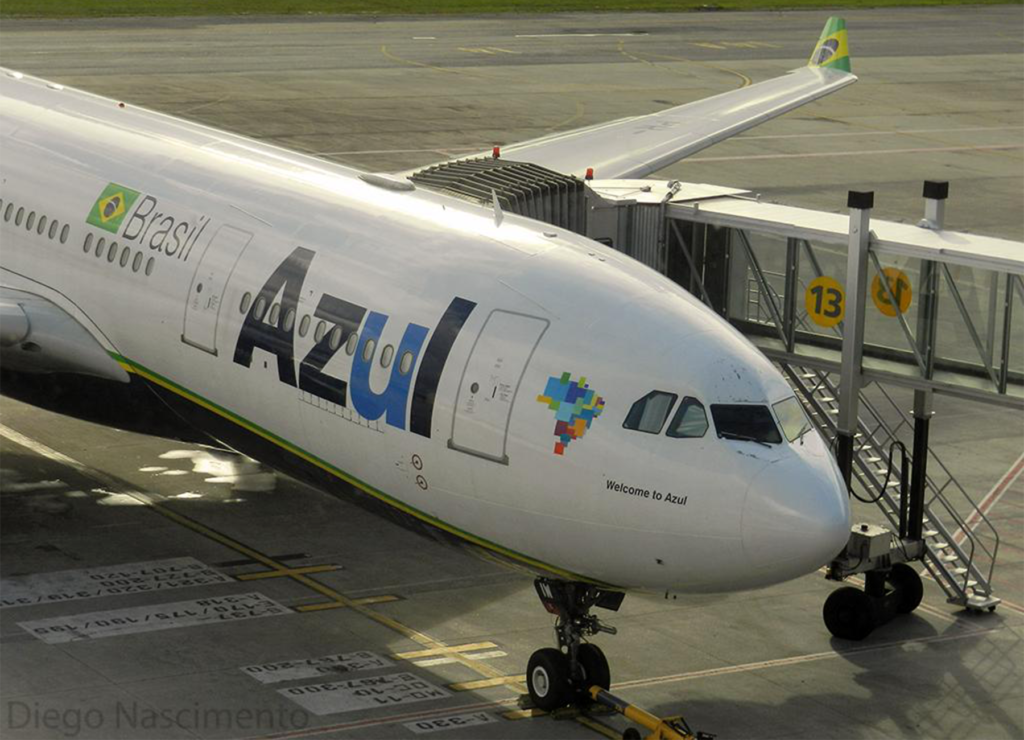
<box><xmin>588</xmin><ymin>686</ymin><xmax>715</xmax><ymax>740</ymax></box>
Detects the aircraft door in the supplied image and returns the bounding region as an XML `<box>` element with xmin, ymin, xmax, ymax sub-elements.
<box><xmin>449</xmin><ymin>310</ymin><xmax>549</xmax><ymax>464</ymax></box>
<box><xmin>182</xmin><ymin>225</ymin><xmax>252</xmax><ymax>355</ymax></box>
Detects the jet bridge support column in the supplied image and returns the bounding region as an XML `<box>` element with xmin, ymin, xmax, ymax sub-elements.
<box><xmin>907</xmin><ymin>181</ymin><xmax>945</xmax><ymax>540</ymax></box>
<box><xmin>835</xmin><ymin>191</ymin><xmax>873</xmax><ymax>487</ymax></box>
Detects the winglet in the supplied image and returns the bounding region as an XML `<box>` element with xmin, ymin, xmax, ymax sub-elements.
<box><xmin>808</xmin><ymin>17</ymin><xmax>851</xmax><ymax>73</ymax></box>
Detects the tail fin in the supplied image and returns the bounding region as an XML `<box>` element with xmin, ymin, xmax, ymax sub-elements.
<box><xmin>808</xmin><ymin>17</ymin><xmax>851</xmax><ymax>73</ymax></box>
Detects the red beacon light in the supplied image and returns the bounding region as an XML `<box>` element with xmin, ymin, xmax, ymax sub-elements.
<box><xmin>492</xmin><ymin>146</ymin><xmax>501</xmax><ymax>159</ymax></box>
<box><xmin>585</xmin><ymin>167</ymin><xmax>594</xmax><ymax>181</ymax></box>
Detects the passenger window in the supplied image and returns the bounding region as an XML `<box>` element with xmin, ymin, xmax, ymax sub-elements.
<box><xmin>252</xmin><ymin>295</ymin><xmax>267</xmax><ymax>320</ymax></box>
<box><xmin>623</xmin><ymin>391</ymin><xmax>678</xmax><ymax>434</ymax></box>
<box><xmin>37</xmin><ymin>215</ymin><xmax>47</xmax><ymax>235</ymax></box>
<box><xmin>107</xmin><ymin>241</ymin><xmax>118</xmax><ymax>262</ymax></box>
<box><xmin>710</xmin><ymin>404</ymin><xmax>783</xmax><ymax>444</ymax></box>
<box><xmin>298</xmin><ymin>314</ymin><xmax>311</xmax><ymax>338</ymax></box>
<box><xmin>772</xmin><ymin>396</ymin><xmax>812</xmax><ymax>443</ymax></box>
<box><xmin>666</xmin><ymin>397</ymin><xmax>708</xmax><ymax>438</ymax></box>
<box><xmin>60</xmin><ymin>224</ymin><xmax>69</xmax><ymax>244</ymax></box>
<box><xmin>345</xmin><ymin>332</ymin><xmax>358</xmax><ymax>356</ymax></box>
<box><xmin>95</xmin><ymin>237</ymin><xmax>106</xmax><ymax>257</ymax></box>
<box><xmin>398</xmin><ymin>350</ymin><xmax>414</xmax><ymax>375</ymax></box>
<box><xmin>83</xmin><ymin>233</ymin><xmax>93</xmax><ymax>253</ymax></box>
<box><xmin>25</xmin><ymin>211</ymin><xmax>35</xmax><ymax>231</ymax></box>
<box><xmin>362</xmin><ymin>338</ymin><xmax>376</xmax><ymax>362</ymax></box>
<box><xmin>49</xmin><ymin>220</ymin><xmax>59</xmax><ymax>240</ymax></box>
<box><xmin>328</xmin><ymin>325</ymin><xmax>342</xmax><ymax>351</ymax></box>
<box><xmin>314</xmin><ymin>320</ymin><xmax>326</xmax><ymax>343</ymax></box>
<box><xmin>268</xmin><ymin>302</ymin><xmax>280</xmax><ymax>326</ymax></box>
<box><xmin>119</xmin><ymin>246</ymin><xmax>131</xmax><ymax>267</ymax></box>
<box><xmin>145</xmin><ymin>257</ymin><xmax>155</xmax><ymax>276</ymax></box>
<box><xmin>4</xmin><ymin>203</ymin><xmax>13</xmax><ymax>222</ymax></box>
<box><xmin>239</xmin><ymin>292</ymin><xmax>252</xmax><ymax>314</ymax></box>
<box><xmin>380</xmin><ymin>344</ymin><xmax>394</xmax><ymax>368</ymax></box>
<box><xmin>283</xmin><ymin>308</ymin><xmax>295</xmax><ymax>333</ymax></box>
<box><xmin>15</xmin><ymin>207</ymin><xmax>24</xmax><ymax>226</ymax></box>
<box><xmin>132</xmin><ymin>251</ymin><xmax>143</xmax><ymax>272</ymax></box>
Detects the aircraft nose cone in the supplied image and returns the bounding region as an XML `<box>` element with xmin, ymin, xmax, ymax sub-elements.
<box><xmin>742</xmin><ymin>455</ymin><xmax>850</xmax><ymax>581</ymax></box>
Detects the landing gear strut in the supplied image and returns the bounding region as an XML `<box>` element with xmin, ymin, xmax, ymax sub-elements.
<box><xmin>526</xmin><ymin>578</ymin><xmax>624</xmax><ymax>711</ymax></box>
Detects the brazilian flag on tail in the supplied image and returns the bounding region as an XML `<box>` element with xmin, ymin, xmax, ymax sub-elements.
<box><xmin>86</xmin><ymin>182</ymin><xmax>141</xmax><ymax>234</ymax></box>
<box><xmin>808</xmin><ymin>17</ymin><xmax>851</xmax><ymax>73</ymax></box>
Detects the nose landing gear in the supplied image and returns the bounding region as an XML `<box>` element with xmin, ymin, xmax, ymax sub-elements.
<box><xmin>525</xmin><ymin>578</ymin><xmax>623</xmax><ymax>711</ymax></box>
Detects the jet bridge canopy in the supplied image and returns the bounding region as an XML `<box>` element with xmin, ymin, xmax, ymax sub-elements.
<box><xmin>585</xmin><ymin>179</ymin><xmax>1024</xmax><ymax>408</ymax></box>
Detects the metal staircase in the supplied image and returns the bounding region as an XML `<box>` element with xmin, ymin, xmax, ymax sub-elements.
<box><xmin>784</xmin><ymin>365</ymin><xmax>1000</xmax><ymax>611</ymax></box>
<box><xmin>744</xmin><ymin>270</ymin><xmax>1001</xmax><ymax>611</ymax></box>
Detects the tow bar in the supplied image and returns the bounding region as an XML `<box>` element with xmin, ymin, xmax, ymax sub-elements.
<box><xmin>588</xmin><ymin>686</ymin><xmax>715</xmax><ymax>740</ymax></box>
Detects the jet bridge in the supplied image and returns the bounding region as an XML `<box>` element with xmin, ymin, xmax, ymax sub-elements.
<box><xmin>411</xmin><ymin>158</ymin><xmax>1023</xmax><ymax>624</ymax></box>
<box><xmin>584</xmin><ymin>176</ymin><xmax>1023</xmax><ymax>621</ymax></box>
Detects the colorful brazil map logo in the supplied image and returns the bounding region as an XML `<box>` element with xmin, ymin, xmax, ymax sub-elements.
<box><xmin>536</xmin><ymin>373</ymin><xmax>605</xmax><ymax>456</ymax></box>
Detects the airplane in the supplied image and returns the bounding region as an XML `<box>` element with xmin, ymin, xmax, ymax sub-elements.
<box><xmin>0</xmin><ymin>18</ymin><xmax>855</xmax><ymax>710</ymax></box>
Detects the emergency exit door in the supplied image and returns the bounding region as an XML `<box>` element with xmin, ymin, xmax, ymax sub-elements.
<box><xmin>449</xmin><ymin>310</ymin><xmax>549</xmax><ymax>464</ymax></box>
<box><xmin>182</xmin><ymin>225</ymin><xmax>252</xmax><ymax>355</ymax></box>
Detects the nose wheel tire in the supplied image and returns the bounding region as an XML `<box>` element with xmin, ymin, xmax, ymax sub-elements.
<box><xmin>886</xmin><ymin>562</ymin><xmax>923</xmax><ymax>614</ymax></box>
<box><xmin>527</xmin><ymin>648</ymin><xmax>572</xmax><ymax>711</ymax></box>
<box><xmin>576</xmin><ymin>643</ymin><xmax>611</xmax><ymax>700</ymax></box>
<box><xmin>823</xmin><ymin>586</ymin><xmax>875</xmax><ymax>640</ymax></box>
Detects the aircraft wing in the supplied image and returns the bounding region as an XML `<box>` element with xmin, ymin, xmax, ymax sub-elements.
<box><xmin>465</xmin><ymin>17</ymin><xmax>855</xmax><ymax>180</ymax></box>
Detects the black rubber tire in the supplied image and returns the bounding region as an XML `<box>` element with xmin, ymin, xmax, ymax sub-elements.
<box><xmin>623</xmin><ymin>729</ymin><xmax>643</xmax><ymax>740</ymax></box>
<box><xmin>576</xmin><ymin>643</ymin><xmax>611</xmax><ymax>700</ymax></box>
<box><xmin>527</xmin><ymin>648</ymin><xmax>572</xmax><ymax>711</ymax></box>
<box><xmin>887</xmin><ymin>562</ymin><xmax>924</xmax><ymax>614</ymax></box>
<box><xmin>823</xmin><ymin>586</ymin><xmax>875</xmax><ymax>641</ymax></box>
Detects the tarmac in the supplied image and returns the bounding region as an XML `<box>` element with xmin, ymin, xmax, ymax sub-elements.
<box><xmin>1</xmin><ymin>7</ymin><xmax>1022</xmax><ymax>740</ymax></box>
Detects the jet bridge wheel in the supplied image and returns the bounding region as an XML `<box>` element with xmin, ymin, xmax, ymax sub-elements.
<box><xmin>823</xmin><ymin>586</ymin><xmax>875</xmax><ymax>641</ymax></box>
<box><xmin>887</xmin><ymin>562</ymin><xmax>923</xmax><ymax>614</ymax></box>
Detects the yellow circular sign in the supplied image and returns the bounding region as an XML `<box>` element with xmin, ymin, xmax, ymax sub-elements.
<box><xmin>805</xmin><ymin>276</ymin><xmax>845</xmax><ymax>328</ymax></box>
<box><xmin>871</xmin><ymin>267</ymin><xmax>913</xmax><ymax>317</ymax></box>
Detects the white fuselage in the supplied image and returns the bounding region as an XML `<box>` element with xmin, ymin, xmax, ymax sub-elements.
<box><xmin>0</xmin><ymin>71</ymin><xmax>850</xmax><ymax>592</ymax></box>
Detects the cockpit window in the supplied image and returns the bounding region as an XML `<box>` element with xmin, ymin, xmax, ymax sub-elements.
<box><xmin>666</xmin><ymin>397</ymin><xmax>708</xmax><ymax>438</ymax></box>
<box><xmin>772</xmin><ymin>396</ymin><xmax>813</xmax><ymax>443</ymax></box>
<box><xmin>623</xmin><ymin>391</ymin><xmax>678</xmax><ymax>434</ymax></box>
<box><xmin>710</xmin><ymin>404</ymin><xmax>782</xmax><ymax>445</ymax></box>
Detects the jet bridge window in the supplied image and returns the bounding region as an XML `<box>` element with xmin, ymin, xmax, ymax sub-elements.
<box><xmin>710</xmin><ymin>405</ymin><xmax>782</xmax><ymax>445</ymax></box>
<box><xmin>666</xmin><ymin>397</ymin><xmax>708</xmax><ymax>438</ymax></box>
<box><xmin>623</xmin><ymin>391</ymin><xmax>678</xmax><ymax>435</ymax></box>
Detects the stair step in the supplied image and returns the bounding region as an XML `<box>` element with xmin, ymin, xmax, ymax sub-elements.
<box><xmin>819</xmin><ymin>396</ymin><xmax>836</xmax><ymax>403</ymax></box>
<box><xmin>828</xmin><ymin>409</ymin><xmax>839</xmax><ymax>414</ymax></box>
<box><xmin>865</xmin><ymin>456</ymin><xmax>882</xmax><ymax>463</ymax></box>
<box><xmin>885</xmin><ymin>480</ymin><xmax>901</xmax><ymax>488</ymax></box>
<box><xmin>924</xmin><ymin>529</ymin><xmax>939</xmax><ymax>537</ymax></box>
<box><xmin>953</xmin><ymin>567</ymin><xmax>969</xmax><ymax>575</ymax></box>
<box><xmin>940</xmin><ymin>554</ymin><xmax>960</xmax><ymax>563</ymax></box>
<box><xmin>801</xmin><ymin>373</ymin><xmax>817</xmax><ymax>379</ymax></box>
<box><xmin>930</xmin><ymin>541</ymin><xmax>949</xmax><ymax>549</ymax></box>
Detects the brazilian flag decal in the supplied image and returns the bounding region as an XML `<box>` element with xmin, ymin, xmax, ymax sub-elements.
<box><xmin>808</xmin><ymin>17</ymin><xmax>851</xmax><ymax>74</ymax></box>
<box><xmin>86</xmin><ymin>182</ymin><xmax>141</xmax><ymax>234</ymax></box>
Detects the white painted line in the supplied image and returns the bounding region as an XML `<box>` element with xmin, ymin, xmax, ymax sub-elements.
<box><xmin>404</xmin><ymin>711</ymin><xmax>497</xmax><ymax>734</ymax></box>
<box><xmin>279</xmin><ymin>672</ymin><xmax>449</xmax><ymax>716</ymax></box>
<box><xmin>18</xmin><ymin>592</ymin><xmax>288</xmax><ymax>643</ymax></box>
<box><xmin>412</xmin><ymin>36</ymin><xmax>436</xmax><ymax>40</ymax></box>
<box><xmin>738</xmin><ymin>124</ymin><xmax>1024</xmax><ymax>141</ymax></box>
<box><xmin>248</xmin><ymin>629</ymin><xmax>997</xmax><ymax>738</ymax></box>
<box><xmin>0</xmin><ymin>422</ymin><xmax>89</xmax><ymax>472</ymax></box>
<box><xmin>515</xmin><ymin>33</ymin><xmax>648</xmax><ymax>38</ymax></box>
<box><xmin>0</xmin><ymin>557</ymin><xmax>230</xmax><ymax>609</ymax></box>
<box><xmin>241</xmin><ymin>651</ymin><xmax>394</xmax><ymax>684</ymax></box>
<box><xmin>689</xmin><ymin>144</ymin><xmax>1023</xmax><ymax>163</ymax></box>
<box><xmin>413</xmin><ymin>650</ymin><xmax>507</xmax><ymax>667</ymax></box>
<box><xmin>614</xmin><ymin>627</ymin><xmax>1001</xmax><ymax>692</ymax></box>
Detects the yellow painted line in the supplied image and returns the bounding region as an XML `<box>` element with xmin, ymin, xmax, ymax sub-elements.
<box><xmin>0</xmin><ymin>421</ymin><xmax>530</xmax><ymax>705</ymax></box>
<box><xmin>499</xmin><ymin>708</ymin><xmax>540</xmax><ymax>720</ymax></box>
<box><xmin>294</xmin><ymin>595</ymin><xmax>400</xmax><ymax>612</ymax></box>
<box><xmin>545</xmin><ymin>101</ymin><xmax>586</xmax><ymax>134</ymax></box>
<box><xmin>394</xmin><ymin>641</ymin><xmax>498</xmax><ymax>660</ymax></box>
<box><xmin>574</xmin><ymin>716</ymin><xmax>623</xmax><ymax>740</ymax></box>
<box><xmin>236</xmin><ymin>564</ymin><xmax>339</xmax><ymax>580</ymax></box>
<box><xmin>448</xmin><ymin>675</ymin><xmax>526</xmax><ymax>691</ymax></box>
